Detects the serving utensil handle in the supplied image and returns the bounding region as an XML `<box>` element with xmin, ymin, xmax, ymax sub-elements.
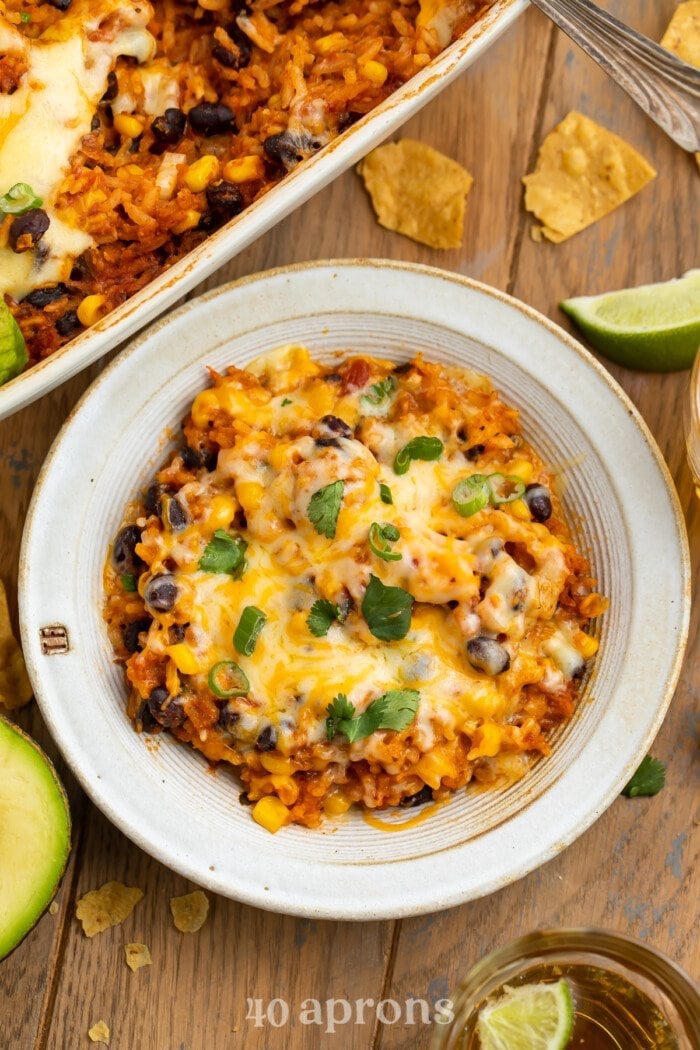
<box><xmin>529</xmin><ymin>0</ymin><xmax>700</xmax><ymax>152</ymax></box>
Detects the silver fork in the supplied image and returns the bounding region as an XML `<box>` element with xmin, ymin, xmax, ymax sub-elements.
<box><xmin>529</xmin><ymin>0</ymin><xmax>700</xmax><ymax>152</ymax></box>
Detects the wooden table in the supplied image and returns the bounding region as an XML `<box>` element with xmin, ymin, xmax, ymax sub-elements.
<box><xmin>1</xmin><ymin>1</ymin><xmax>697</xmax><ymax>1046</ymax></box>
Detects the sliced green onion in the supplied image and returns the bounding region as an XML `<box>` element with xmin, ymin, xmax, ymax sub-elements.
<box><xmin>121</xmin><ymin>573</ymin><xmax>137</xmax><ymax>592</ymax></box>
<box><xmin>0</xmin><ymin>182</ymin><xmax>43</xmax><ymax>216</ymax></box>
<box><xmin>233</xmin><ymin>605</ymin><xmax>267</xmax><ymax>655</ymax></box>
<box><xmin>20</xmin><ymin>11</ymin><xmax>31</xmax><ymax>21</ymax></box>
<box><xmin>361</xmin><ymin>375</ymin><xmax>396</xmax><ymax>406</ymax></box>
<box><xmin>393</xmin><ymin>435</ymin><xmax>444</xmax><ymax>475</ymax></box>
<box><xmin>368</xmin><ymin>521</ymin><xmax>402</xmax><ymax>561</ymax></box>
<box><xmin>488</xmin><ymin>473</ymin><xmax>526</xmax><ymax>504</ymax></box>
<box><xmin>379</xmin><ymin>482</ymin><xmax>393</xmax><ymax>505</ymax></box>
<box><xmin>208</xmin><ymin>660</ymin><xmax>249</xmax><ymax>698</ymax></box>
<box><xmin>452</xmin><ymin>475</ymin><xmax>491</xmax><ymax>517</ymax></box>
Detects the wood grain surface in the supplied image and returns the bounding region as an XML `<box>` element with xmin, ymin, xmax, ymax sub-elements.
<box><xmin>1</xmin><ymin>1</ymin><xmax>697</xmax><ymax>1047</ymax></box>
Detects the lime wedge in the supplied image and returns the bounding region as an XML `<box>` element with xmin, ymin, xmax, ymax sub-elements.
<box><xmin>476</xmin><ymin>978</ymin><xmax>574</xmax><ymax>1050</ymax></box>
<box><xmin>560</xmin><ymin>269</ymin><xmax>700</xmax><ymax>372</ymax></box>
<box><xmin>0</xmin><ymin>300</ymin><xmax>27</xmax><ymax>386</ymax></box>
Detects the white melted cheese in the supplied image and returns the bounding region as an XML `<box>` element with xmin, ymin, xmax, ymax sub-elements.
<box><xmin>0</xmin><ymin>0</ymin><xmax>155</xmax><ymax>298</ymax></box>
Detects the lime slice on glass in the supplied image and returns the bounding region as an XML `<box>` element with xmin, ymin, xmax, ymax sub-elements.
<box><xmin>476</xmin><ymin>978</ymin><xmax>574</xmax><ymax>1050</ymax></box>
<box><xmin>560</xmin><ymin>269</ymin><xmax>700</xmax><ymax>372</ymax></box>
<box><xmin>0</xmin><ymin>300</ymin><xmax>28</xmax><ymax>386</ymax></box>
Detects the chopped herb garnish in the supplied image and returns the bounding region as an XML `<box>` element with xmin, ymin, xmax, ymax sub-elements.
<box><xmin>281</xmin><ymin>398</ymin><xmax>292</xmax><ymax>406</ymax></box>
<box><xmin>208</xmin><ymin>660</ymin><xmax>249</xmax><ymax>698</ymax></box>
<box><xmin>393</xmin><ymin>436</ymin><xmax>444</xmax><ymax>475</ymax></box>
<box><xmin>488</xmin><ymin>473</ymin><xmax>526</xmax><ymax>505</ymax></box>
<box><xmin>20</xmin><ymin>11</ymin><xmax>31</xmax><ymax>21</ymax></box>
<box><xmin>379</xmin><ymin>483</ymin><xmax>393</xmax><ymax>505</ymax></box>
<box><xmin>452</xmin><ymin>475</ymin><xmax>490</xmax><ymax>517</ymax></box>
<box><xmin>121</xmin><ymin>573</ymin><xmax>137</xmax><ymax>592</ymax></box>
<box><xmin>621</xmin><ymin>756</ymin><xmax>666</xmax><ymax>798</ymax></box>
<box><xmin>361</xmin><ymin>573</ymin><xmax>413</xmax><ymax>641</ymax></box>
<box><xmin>368</xmin><ymin>522</ymin><xmax>402</xmax><ymax>562</ymax></box>
<box><xmin>307</xmin><ymin>598</ymin><xmax>343</xmax><ymax>637</ymax></box>
<box><xmin>0</xmin><ymin>182</ymin><xmax>42</xmax><ymax>216</ymax></box>
<box><xmin>233</xmin><ymin>605</ymin><xmax>267</xmax><ymax>656</ymax></box>
<box><xmin>199</xmin><ymin>530</ymin><xmax>247</xmax><ymax>576</ymax></box>
<box><xmin>307</xmin><ymin>479</ymin><xmax>345</xmax><ymax>539</ymax></box>
<box><xmin>361</xmin><ymin>375</ymin><xmax>396</xmax><ymax>407</ymax></box>
<box><xmin>326</xmin><ymin>689</ymin><xmax>420</xmax><ymax>742</ymax></box>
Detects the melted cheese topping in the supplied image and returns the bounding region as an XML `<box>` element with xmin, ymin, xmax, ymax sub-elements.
<box><xmin>117</xmin><ymin>349</ymin><xmax>599</xmax><ymax>774</ymax></box>
<box><xmin>0</xmin><ymin>0</ymin><xmax>154</xmax><ymax>298</ymax></box>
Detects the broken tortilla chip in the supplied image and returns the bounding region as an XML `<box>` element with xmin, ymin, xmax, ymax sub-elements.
<box><xmin>76</xmin><ymin>881</ymin><xmax>144</xmax><ymax>937</ymax></box>
<box><xmin>357</xmin><ymin>139</ymin><xmax>473</xmax><ymax>249</ymax></box>
<box><xmin>170</xmin><ymin>889</ymin><xmax>209</xmax><ymax>933</ymax></box>
<box><xmin>0</xmin><ymin>579</ymin><xmax>32</xmax><ymax>710</ymax></box>
<box><xmin>124</xmin><ymin>942</ymin><xmax>152</xmax><ymax>972</ymax></box>
<box><xmin>660</xmin><ymin>2</ymin><xmax>700</xmax><ymax>171</ymax></box>
<box><xmin>88</xmin><ymin>1020</ymin><xmax>110</xmax><ymax>1045</ymax></box>
<box><xmin>522</xmin><ymin>112</ymin><xmax>656</xmax><ymax>242</ymax></box>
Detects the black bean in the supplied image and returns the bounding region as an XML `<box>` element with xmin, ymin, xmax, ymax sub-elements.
<box><xmin>205</xmin><ymin>180</ymin><xmax>243</xmax><ymax>216</ymax></box>
<box><xmin>392</xmin><ymin>362</ymin><xmax>413</xmax><ymax>375</ymax></box>
<box><xmin>151</xmin><ymin>107</ymin><xmax>186</xmax><ymax>144</ymax></box>
<box><xmin>162</xmin><ymin>495</ymin><xmax>189</xmax><ymax>531</ymax></box>
<box><xmin>466</xmin><ymin>636</ymin><xmax>510</xmax><ymax>675</ymax></box>
<box><xmin>90</xmin><ymin>114</ymin><xmax>101</xmax><ymax>132</ymax></box>
<box><xmin>137</xmin><ymin>700</ymin><xmax>159</xmax><ymax>733</ymax></box>
<box><xmin>144</xmin><ymin>573</ymin><xmax>178</xmax><ymax>611</ymax></box>
<box><xmin>47</xmin><ymin>0</ymin><xmax>71</xmax><ymax>9</ymax></box>
<box><xmin>101</xmin><ymin>71</ymin><xmax>118</xmax><ymax>103</ymax></box>
<box><xmin>315</xmin><ymin>437</ymin><xmax>339</xmax><ymax>448</ymax></box>
<box><xmin>113</xmin><ymin>524</ymin><xmax>145</xmax><ymax>576</ymax></box>
<box><xmin>144</xmin><ymin>482</ymin><xmax>169</xmax><ymax>516</ymax></box>
<box><xmin>524</xmin><ymin>483</ymin><xmax>552</xmax><ymax>523</ymax></box>
<box><xmin>169</xmin><ymin>623</ymin><xmax>187</xmax><ymax>644</ymax></box>
<box><xmin>122</xmin><ymin>617</ymin><xmax>152</xmax><ymax>654</ymax></box>
<box><xmin>181</xmin><ymin>443</ymin><xmax>217</xmax><ymax>471</ymax></box>
<box><xmin>314</xmin><ymin>414</ymin><xmax>352</xmax><ymax>440</ymax></box>
<box><xmin>55</xmin><ymin>310</ymin><xmax>81</xmax><ymax>337</ymax></box>
<box><xmin>255</xmin><ymin>724</ymin><xmax>277</xmax><ymax>751</ymax></box>
<box><xmin>24</xmin><ymin>284</ymin><xmax>69</xmax><ymax>308</ymax></box>
<box><xmin>263</xmin><ymin>130</ymin><xmax>321</xmax><ymax>171</ymax></box>
<box><xmin>223</xmin><ymin>21</ymin><xmax>252</xmax><ymax>65</ymax></box>
<box><xmin>337</xmin><ymin>111</ymin><xmax>360</xmax><ymax>132</ymax></box>
<box><xmin>218</xmin><ymin>704</ymin><xmax>240</xmax><ymax>731</ymax></box>
<box><xmin>188</xmin><ymin>102</ymin><xmax>236</xmax><ymax>136</ymax></box>
<box><xmin>147</xmin><ymin>688</ymin><xmax>186</xmax><ymax>728</ymax></box>
<box><xmin>9</xmin><ymin>209</ymin><xmax>50</xmax><ymax>252</ymax></box>
<box><xmin>465</xmin><ymin>443</ymin><xmax>486</xmax><ymax>461</ymax></box>
<box><xmin>239</xmin><ymin>791</ymin><xmax>253</xmax><ymax>805</ymax></box>
<box><xmin>400</xmin><ymin>785</ymin><xmax>433</xmax><ymax>807</ymax></box>
<box><xmin>325</xmin><ymin>372</ymin><xmax>342</xmax><ymax>383</ymax></box>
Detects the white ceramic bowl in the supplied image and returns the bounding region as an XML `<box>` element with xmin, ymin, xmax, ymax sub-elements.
<box><xmin>19</xmin><ymin>261</ymin><xmax>690</xmax><ymax>921</ymax></box>
<box><xmin>0</xmin><ymin>0</ymin><xmax>526</xmax><ymax>421</ymax></box>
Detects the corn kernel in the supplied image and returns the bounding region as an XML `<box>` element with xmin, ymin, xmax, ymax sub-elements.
<box><xmin>260</xmin><ymin>754</ymin><xmax>295</xmax><ymax>775</ymax></box>
<box><xmin>323</xmin><ymin>790</ymin><xmax>353</xmax><ymax>816</ymax></box>
<box><xmin>191</xmin><ymin>389</ymin><xmax>220</xmax><ymax>427</ymax></box>
<box><xmin>207</xmin><ymin>494</ymin><xmax>237</xmax><ymax>531</ymax></box>
<box><xmin>166</xmin><ymin>643</ymin><xmax>205</xmax><ymax>675</ymax></box>
<box><xmin>579</xmin><ymin>593</ymin><xmax>609</xmax><ymax>617</ymax></box>
<box><xmin>414</xmin><ymin>53</ymin><xmax>431</xmax><ymax>68</ymax></box>
<box><xmin>415</xmin><ymin>750</ymin><xmax>454</xmax><ymax>790</ymax></box>
<box><xmin>114</xmin><ymin>113</ymin><xmax>145</xmax><ymax>139</ymax></box>
<box><xmin>508</xmin><ymin>459</ymin><xmax>534</xmax><ymax>484</ymax></box>
<box><xmin>508</xmin><ymin>498</ymin><xmax>531</xmax><ymax>521</ymax></box>
<box><xmin>316</xmin><ymin>31</ymin><xmax>346</xmax><ymax>54</ymax></box>
<box><xmin>236</xmin><ymin>480</ymin><xmax>264</xmax><ymax>514</ymax></box>
<box><xmin>252</xmin><ymin>796</ymin><xmax>289</xmax><ymax>833</ymax></box>
<box><xmin>172</xmin><ymin>210</ymin><xmax>202</xmax><ymax>234</ymax></box>
<box><xmin>76</xmin><ymin>294</ymin><xmax>107</xmax><ymax>328</ymax></box>
<box><xmin>361</xmin><ymin>60</ymin><xmax>388</xmax><ymax>86</ymax></box>
<box><xmin>468</xmin><ymin>722</ymin><xmax>503</xmax><ymax>760</ymax></box>
<box><xmin>575</xmin><ymin>632</ymin><xmax>599</xmax><ymax>659</ymax></box>
<box><xmin>269</xmin><ymin>774</ymin><xmax>300</xmax><ymax>805</ymax></box>
<box><xmin>268</xmin><ymin>441</ymin><xmax>291</xmax><ymax>472</ymax></box>
<box><xmin>184</xmin><ymin>155</ymin><xmax>220</xmax><ymax>193</ymax></box>
<box><xmin>223</xmin><ymin>155</ymin><xmax>265</xmax><ymax>183</ymax></box>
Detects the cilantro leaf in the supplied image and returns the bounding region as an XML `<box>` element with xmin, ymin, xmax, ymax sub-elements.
<box><xmin>281</xmin><ymin>398</ymin><xmax>292</xmax><ymax>406</ymax></box>
<box><xmin>121</xmin><ymin>573</ymin><xmax>137</xmax><ymax>592</ymax></box>
<box><xmin>326</xmin><ymin>689</ymin><xmax>420</xmax><ymax>742</ymax></box>
<box><xmin>326</xmin><ymin>693</ymin><xmax>356</xmax><ymax>740</ymax></box>
<box><xmin>621</xmin><ymin>755</ymin><xmax>666</xmax><ymax>798</ymax></box>
<box><xmin>393</xmin><ymin>436</ymin><xmax>444</xmax><ymax>475</ymax></box>
<box><xmin>307</xmin><ymin>598</ymin><xmax>343</xmax><ymax>637</ymax></box>
<box><xmin>199</xmin><ymin>530</ymin><xmax>248</xmax><ymax>576</ymax></box>
<box><xmin>361</xmin><ymin>574</ymin><xmax>413</xmax><ymax>641</ymax></box>
<box><xmin>307</xmin><ymin>480</ymin><xmax>345</xmax><ymax>539</ymax></box>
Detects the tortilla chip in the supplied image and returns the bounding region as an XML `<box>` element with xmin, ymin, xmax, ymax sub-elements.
<box><xmin>357</xmin><ymin>139</ymin><xmax>473</xmax><ymax>249</ymax></box>
<box><xmin>660</xmin><ymin>2</ymin><xmax>700</xmax><ymax>171</ymax></box>
<box><xmin>170</xmin><ymin>889</ymin><xmax>209</xmax><ymax>933</ymax></box>
<box><xmin>124</xmin><ymin>942</ymin><xmax>152</xmax><ymax>972</ymax></box>
<box><xmin>76</xmin><ymin>881</ymin><xmax>144</xmax><ymax>937</ymax></box>
<box><xmin>88</xmin><ymin>1021</ymin><xmax>110</xmax><ymax>1045</ymax></box>
<box><xmin>522</xmin><ymin>112</ymin><xmax>656</xmax><ymax>242</ymax></box>
<box><xmin>0</xmin><ymin>579</ymin><xmax>32</xmax><ymax>710</ymax></box>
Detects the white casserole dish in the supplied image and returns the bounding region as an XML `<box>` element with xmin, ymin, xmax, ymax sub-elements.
<box><xmin>0</xmin><ymin>0</ymin><xmax>526</xmax><ymax>421</ymax></box>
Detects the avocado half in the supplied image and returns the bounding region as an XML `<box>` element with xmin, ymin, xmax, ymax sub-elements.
<box><xmin>0</xmin><ymin>715</ymin><xmax>71</xmax><ymax>960</ymax></box>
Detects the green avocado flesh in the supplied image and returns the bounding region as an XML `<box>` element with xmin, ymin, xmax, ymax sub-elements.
<box><xmin>0</xmin><ymin>716</ymin><xmax>71</xmax><ymax>960</ymax></box>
